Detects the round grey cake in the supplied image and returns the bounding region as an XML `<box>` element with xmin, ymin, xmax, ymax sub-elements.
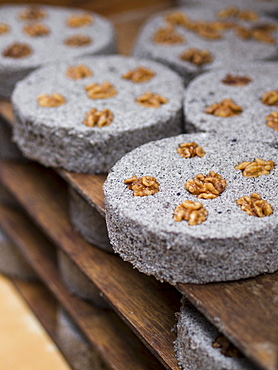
<box><xmin>0</xmin><ymin>227</ymin><xmax>37</xmax><ymax>280</ymax></box>
<box><xmin>104</xmin><ymin>133</ymin><xmax>278</xmax><ymax>284</ymax></box>
<box><xmin>133</xmin><ymin>6</ymin><xmax>278</xmax><ymax>84</ymax></box>
<box><xmin>69</xmin><ymin>187</ymin><xmax>112</xmax><ymax>252</ymax></box>
<box><xmin>0</xmin><ymin>4</ymin><xmax>116</xmax><ymax>98</ymax></box>
<box><xmin>58</xmin><ymin>249</ymin><xmax>110</xmax><ymax>308</ymax></box>
<box><xmin>175</xmin><ymin>297</ymin><xmax>257</xmax><ymax>370</ymax></box>
<box><xmin>12</xmin><ymin>55</ymin><xmax>184</xmax><ymax>174</ymax></box>
<box><xmin>56</xmin><ymin>308</ymin><xmax>108</xmax><ymax>370</ymax></box>
<box><xmin>184</xmin><ymin>63</ymin><xmax>278</xmax><ymax>146</ymax></box>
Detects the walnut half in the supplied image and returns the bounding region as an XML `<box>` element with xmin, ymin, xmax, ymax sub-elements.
<box><xmin>64</xmin><ymin>34</ymin><xmax>92</xmax><ymax>47</ymax></box>
<box><xmin>136</xmin><ymin>92</ymin><xmax>168</xmax><ymax>108</ymax></box>
<box><xmin>177</xmin><ymin>142</ymin><xmax>205</xmax><ymax>158</ymax></box>
<box><xmin>212</xmin><ymin>335</ymin><xmax>244</xmax><ymax>358</ymax></box>
<box><xmin>23</xmin><ymin>22</ymin><xmax>50</xmax><ymax>37</ymax></box>
<box><xmin>37</xmin><ymin>93</ymin><xmax>66</xmax><ymax>107</ymax></box>
<box><xmin>83</xmin><ymin>108</ymin><xmax>113</xmax><ymax>127</ymax></box>
<box><xmin>185</xmin><ymin>171</ymin><xmax>226</xmax><ymax>199</ymax></box>
<box><xmin>85</xmin><ymin>81</ymin><xmax>118</xmax><ymax>99</ymax></box>
<box><xmin>266</xmin><ymin>111</ymin><xmax>278</xmax><ymax>131</ymax></box>
<box><xmin>2</xmin><ymin>43</ymin><xmax>32</xmax><ymax>58</ymax></box>
<box><xmin>66</xmin><ymin>64</ymin><xmax>93</xmax><ymax>79</ymax></box>
<box><xmin>122</xmin><ymin>66</ymin><xmax>155</xmax><ymax>83</ymax></box>
<box><xmin>174</xmin><ymin>200</ymin><xmax>208</xmax><ymax>226</ymax></box>
<box><xmin>124</xmin><ymin>175</ymin><xmax>160</xmax><ymax>196</ymax></box>
<box><xmin>0</xmin><ymin>23</ymin><xmax>10</xmax><ymax>34</ymax></box>
<box><xmin>205</xmin><ymin>99</ymin><xmax>242</xmax><ymax>117</ymax></box>
<box><xmin>153</xmin><ymin>26</ymin><xmax>184</xmax><ymax>44</ymax></box>
<box><xmin>179</xmin><ymin>48</ymin><xmax>213</xmax><ymax>66</ymax></box>
<box><xmin>261</xmin><ymin>90</ymin><xmax>278</xmax><ymax>107</ymax></box>
<box><xmin>237</xmin><ymin>193</ymin><xmax>273</xmax><ymax>217</ymax></box>
<box><xmin>221</xmin><ymin>74</ymin><xmax>252</xmax><ymax>86</ymax></box>
<box><xmin>235</xmin><ymin>158</ymin><xmax>275</xmax><ymax>178</ymax></box>
<box><xmin>67</xmin><ymin>13</ymin><xmax>93</xmax><ymax>28</ymax></box>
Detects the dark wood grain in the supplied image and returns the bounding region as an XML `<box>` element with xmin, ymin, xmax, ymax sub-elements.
<box><xmin>0</xmin><ymin>204</ymin><xmax>166</xmax><ymax>370</ymax></box>
<box><xmin>0</xmin><ymin>162</ymin><xmax>181</xmax><ymax>370</ymax></box>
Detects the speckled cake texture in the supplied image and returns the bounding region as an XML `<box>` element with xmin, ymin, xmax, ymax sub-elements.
<box><xmin>58</xmin><ymin>249</ymin><xmax>109</xmax><ymax>308</ymax></box>
<box><xmin>0</xmin><ymin>227</ymin><xmax>37</xmax><ymax>280</ymax></box>
<box><xmin>69</xmin><ymin>187</ymin><xmax>112</xmax><ymax>252</ymax></box>
<box><xmin>184</xmin><ymin>63</ymin><xmax>278</xmax><ymax>146</ymax></box>
<box><xmin>56</xmin><ymin>308</ymin><xmax>108</xmax><ymax>370</ymax></box>
<box><xmin>12</xmin><ymin>55</ymin><xmax>184</xmax><ymax>174</ymax></box>
<box><xmin>0</xmin><ymin>4</ymin><xmax>116</xmax><ymax>98</ymax></box>
<box><xmin>174</xmin><ymin>297</ymin><xmax>257</xmax><ymax>370</ymax></box>
<box><xmin>133</xmin><ymin>6</ymin><xmax>278</xmax><ymax>84</ymax></box>
<box><xmin>104</xmin><ymin>133</ymin><xmax>278</xmax><ymax>284</ymax></box>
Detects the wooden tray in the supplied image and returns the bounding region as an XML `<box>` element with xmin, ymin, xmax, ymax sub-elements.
<box><xmin>0</xmin><ymin>203</ymin><xmax>168</xmax><ymax>370</ymax></box>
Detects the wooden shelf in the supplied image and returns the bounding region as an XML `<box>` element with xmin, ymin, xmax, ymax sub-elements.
<box><xmin>1</xmin><ymin>204</ymin><xmax>167</xmax><ymax>370</ymax></box>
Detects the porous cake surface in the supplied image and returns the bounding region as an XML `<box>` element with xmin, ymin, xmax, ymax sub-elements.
<box><xmin>133</xmin><ymin>6</ymin><xmax>278</xmax><ymax>84</ymax></box>
<box><xmin>0</xmin><ymin>4</ymin><xmax>116</xmax><ymax>98</ymax></box>
<box><xmin>184</xmin><ymin>63</ymin><xmax>278</xmax><ymax>146</ymax></box>
<box><xmin>12</xmin><ymin>55</ymin><xmax>184</xmax><ymax>173</ymax></box>
<box><xmin>104</xmin><ymin>133</ymin><xmax>278</xmax><ymax>284</ymax></box>
<box><xmin>175</xmin><ymin>298</ymin><xmax>256</xmax><ymax>370</ymax></box>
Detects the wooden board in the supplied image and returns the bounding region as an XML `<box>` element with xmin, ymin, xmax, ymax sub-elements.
<box><xmin>0</xmin><ymin>204</ymin><xmax>166</xmax><ymax>370</ymax></box>
<box><xmin>0</xmin><ymin>164</ymin><xmax>181</xmax><ymax>370</ymax></box>
<box><xmin>1</xmin><ymin>160</ymin><xmax>277</xmax><ymax>370</ymax></box>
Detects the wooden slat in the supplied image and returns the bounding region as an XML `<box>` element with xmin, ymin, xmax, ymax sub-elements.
<box><xmin>0</xmin><ymin>204</ymin><xmax>166</xmax><ymax>370</ymax></box>
<box><xmin>0</xmin><ymin>100</ymin><xmax>13</xmax><ymax>124</ymax></box>
<box><xmin>0</xmin><ymin>162</ymin><xmax>181</xmax><ymax>370</ymax></box>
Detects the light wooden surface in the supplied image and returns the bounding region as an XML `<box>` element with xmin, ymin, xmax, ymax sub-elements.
<box><xmin>0</xmin><ymin>274</ymin><xmax>70</xmax><ymax>370</ymax></box>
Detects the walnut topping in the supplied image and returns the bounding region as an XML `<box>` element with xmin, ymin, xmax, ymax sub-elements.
<box><xmin>261</xmin><ymin>90</ymin><xmax>278</xmax><ymax>106</ymax></box>
<box><xmin>221</xmin><ymin>74</ymin><xmax>252</xmax><ymax>86</ymax></box>
<box><xmin>37</xmin><ymin>93</ymin><xmax>66</xmax><ymax>107</ymax></box>
<box><xmin>165</xmin><ymin>11</ymin><xmax>189</xmax><ymax>27</ymax></box>
<box><xmin>212</xmin><ymin>335</ymin><xmax>244</xmax><ymax>358</ymax></box>
<box><xmin>124</xmin><ymin>175</ymin><xmax>160</xmax><ymax>196</ymax></box>
<box><xmin>135</xmin><ymin>92</ymin><xmax>168</xmax><ymax>108</ymax></box>
<box><xmin>19</xmin><ymin>6</ymin><xmax>46</xmax><ymax>20</ymax></box>
<box><xmin>205</xmin><ymin>99</ymin><xmax>242</xmax><ymax>117</ymax></box>
<box><xmin>64</xmin><ymin>34</ymin><xmax>92</xmax><ymax>47</ymax></box>
<box><xmin>153</xmin><ymin>26</ymin><xmax>184</xmax><ymax>44</ymax></box>
<box><xmin>66</xmin><ymin>64</ymin><xmax>93</xmax><ymax>79</ymax></box>
<box><xmin>67</xmin><ymin>13</ymin><xmax>93</xmax><ymax>28</ymax></box>
<box><xmin>23</xmin><ymin>22</ymin><xmax>50</xmax><ymax>37</ymax></box>
<box><xmin>185</xmin><ymin>171</ymin><xmax>226</xmax><ymax>199</ymax></box>
<box><xmin>83</xmin><ymin>108</ymin><xmax>113</xmax><ymax>127</ymax></box>
<box><xmin>236</xmin><ymin>25</ymin><xmax>275</xmax><ymax>43</ymax></box>
<box><xmin>177</xmin><ymin>142</ymin><xmax>206</xmax><ymax>158</ymax></box>
<box><xmin>196</xmin><ymin>22</ymin><xmax>223</xmax><ymax>39</ymax></box>
<box><xmin>179</xmin><ymin>48</ymin><xmax>213</xmax><ymax>66</ymax></box>
<box><xmin>235</xmin><ymin>158</ymin><xmax>275</xmax><ymax>177</ymax></box>
<box><xmin>122</xmin><ymin>66</ymin><xmax>155</xmax><ymax>83</ymax></box>
<box><xmin>237</xmin><ymin>193</ymin><xmax>273</xmax><ymax>217</ymax></box>
<box><xmin>2</xmin><ymin>43</ymin><xmax>32</xmax><ymax>58</ymax></box>
<box><xmin>237</xmin><ymin>10</ymin><xmax>258</xmax><ymax>22</ymax></box>
<box><xmin>266</xmin><ymin>111</ymin><xmax>278</xmax><ymax>131</ymax></box>
<box><xmin>217</xmin><ymin>6</ymin><xmax>239</xmax><ymax>19</ymax></box>
<box><xmin>174</xmin><ymin>200</ymin><xmax>208</xmax><ymax>225</ymax></box>
<box><xmin>217</xmin><ymin>6</ymin><xmax>258</xmax><ymax>22</ymax></box>
<box><xmin>0</xmin><ymin>23</ymin><xmax>10</xmax><ymax>34</ymax></box>
<box><xmin>85</xmin><ymin>81</ymin><xmax>117</xmax><ymax>99</ymax></box>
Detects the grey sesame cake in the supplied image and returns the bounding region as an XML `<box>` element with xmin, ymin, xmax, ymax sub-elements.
<box><xmin>133</xmin><ymin>7</ymin><xmax>278</xmax><ymax>85</ymax></box>
<box><xmin>56</xmin><ymin>308</ymin><xmax>108</xmax><ymax>370</ymax></box>
<box><xmin>174</xmin><ymin>297</ymin><xmax>257</xmax><ymax>370</ymax></box>
<box><xmin>0</xmin><ymin>4</ymin><xmax>116</xmax><ymax>98</ymax></box>
<box><xmin>0</xmin><ymin>227</ymin><xmax>37</xmax><ymax>280</ymax></box>
<box><xmin>58</xmin><ymin>249</ymin><xmax>109</xmax><ymax>308</ymax></box>
<box><xmin>69</xmin><ymin>187</ymin><xmax>112</xmax><ymax>252</ymax></box>
<box><xmin>184</xmin><ymin>63</ymin><xmax>278</xmax><ymax>146</ymax></box>
<box><xmin>104</xmin><ymin>133</ymin><xmax>278</xmax><ymax>284</ymax></box>
<box><xmin>12</xmin><ymin>55</ymin><xmax>184</xmax><ymax>174</ymax></box>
